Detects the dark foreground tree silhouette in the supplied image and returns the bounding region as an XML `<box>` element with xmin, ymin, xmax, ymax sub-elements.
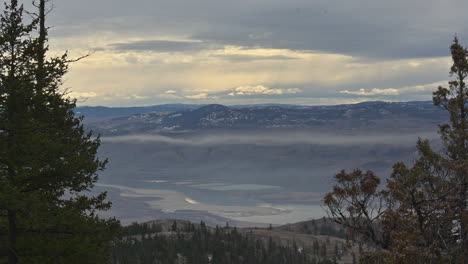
<box><xmin>0</xmin><ymin>1</ymin><xmax>119</xmax><ymax>263</ymax></box>
<box><xmin>324</xmin><ymin>37</ymin><xmax>468</xmax><ymax>264</ymax></box>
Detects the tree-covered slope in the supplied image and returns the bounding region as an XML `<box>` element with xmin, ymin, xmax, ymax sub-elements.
<box><xmin>111</xmin><ymin>220</ymin><xmax>355</xmax><ymax>264</ymax></box>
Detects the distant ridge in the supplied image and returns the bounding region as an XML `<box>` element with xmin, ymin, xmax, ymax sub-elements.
<box><xmin>77</xmin><ymin>101</ymin><xmax>435</xmax><ymax>119</ymax></box>
<box><xmin>76</xmin><ymin>104</ymin><xmax>202</xmax><ymax>118</ymax></box>
<box><xmin>83</xmin><ymin>101</ymin><xmax>446</xmax><ymax>135</ymax></box>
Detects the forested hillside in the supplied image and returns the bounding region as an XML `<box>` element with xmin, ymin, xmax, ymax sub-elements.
<box><xmin>111</xmin><ymin>220</ymin><xmax>354</xmax><ymax>264</ymax></box>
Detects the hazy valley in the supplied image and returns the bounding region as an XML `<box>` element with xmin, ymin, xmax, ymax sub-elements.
<box><xmin>81</xmin><ymin>101</ymin><xmax>446</xmax><ymax>226</ymax></box>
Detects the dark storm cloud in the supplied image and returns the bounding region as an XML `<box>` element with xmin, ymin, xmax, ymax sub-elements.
<box><xmin>49</xmin><ymin>0</ymin><xmax>468</xmax><ymax>60</ymax></box>
<box><xmin>194</xmin><ymin>28</ymin><xmax>451</xmax><ymax>60</ymax></box>
<box><xmin>109</xmin><ymin>40</ymin><xmax>210</xmax><ymax>52</ymax></box>
<box><xmin>191</xmin><ymin>5</ymin><xmax>462</xmax><ymax>60</ymax></box>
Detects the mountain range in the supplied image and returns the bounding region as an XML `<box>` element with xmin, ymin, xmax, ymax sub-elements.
<box><xmin>81</xmin><ymin>101</ymin><xmax>447</xmax><ymax>136</ymax></box>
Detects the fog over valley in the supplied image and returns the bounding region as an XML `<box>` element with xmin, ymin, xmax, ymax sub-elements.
<box><xmin>101</xmin><ymin>130</ymin><xmax>438</xmax><ymax>146</ymax></box>
<box><xmin>88</xmin><ymin>102</ymin><xmax>443</xmax><ymax>225</ymax></box>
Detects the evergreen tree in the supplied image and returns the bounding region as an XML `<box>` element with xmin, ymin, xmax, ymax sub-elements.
<box><xmin>433</xmin><ymin>36</ymin><xmax>468</xmax><ymax>257</ymax></box>
<box><xmin>0</xmin><ymin>1</ymin><xmax>119</xmax><ymax>263</ymax></box>
<box><xmin>320</xmin><ymin>242</ymin><xmax>327</xmax><ymax>258</ymax></box>
<box><xmin>334</xmin><ymin>242</ymin><xmax>339</xmax><ymax>258</ymax></box>
<box><xmin>324</xmin><ymin>36</ymin><xmax>468</xmax><ymax>263</ymax></box>
<box><xmin>385</xmin><ymin>37</ymin><xmax>468</xmax><ymax>263</ymax></box>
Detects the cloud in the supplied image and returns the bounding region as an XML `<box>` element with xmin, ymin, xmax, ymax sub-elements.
<box><xmin>339</xmin><ymin>81</ymin><xmax>447</xmax><ymax>98</ymax></box>
<box><xmin>229</xmin><ymin>85</ymin><xmax>302</xmax><ymax>96</ymax></box>
<box><xmin>340</xmin><ymin>88</ymin><xmax>400</xmax><ymax>96</ymax></box>
<box><xmin>47</xmin><ymin>0</ymin><xmax>459</xmax><ymax>107</ymax></box>
<box><xmin>189</xmin><ymin>1</ymin><xmax>467</xmax><ymax>60</ymax></box>
<box><xmin>399</xmin><ymin>81</ymin><xmax>447</xmax><ymax>94</ymax></box>
<box><xmin>49</xmin><ymin>0</ymin><xmax>468</xmax><ymax>60</ymax></box>
<box><xmin>68</xmin><ymin>91</ymin><xmax>98</xmax><ymax>98</ymax></box>
<box><xmin>130</xmin><ymin>94</ymin><xmax>149</xmax><ymax>100</ymax></box>
<box><xmin>125</xmin><ymin>56</ymin><xmax>139</xmax><ymax>64</ymax></box>
<box><xmin>64</xmin><ymin>40</ymin><xmax>449</xmax><ymax>106</ymax></box>
<box><xmin>165</xmin><ymin>90</ymin><xmax>178</xmax><ymax>94</ymax></box>
<box><xmin>112</xmin><ymin>94</ymin><xmax>150</xmax><ymax>100</ymax></box>
<box><xmin>213</xmin><ymin>54</ymin><xmax>297</xmax><ymax>62</ymax></box>
<box><xmin>109</xmin><ymin>39</ymin><xmax>208</xmax><ymax>52</ymax></box>
<box><xmin>185</xmin><ymin>93</ymin><xmax>217</xmax><ymax>99</ymax></box>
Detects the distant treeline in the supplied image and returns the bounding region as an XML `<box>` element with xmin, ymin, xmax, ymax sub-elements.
<box><xmin>279</xmin><ymin>217</ymin><xmax>348</xmax><ymax>239</ymax></box>
<box><xmin>111</xmin><ymin>221</ymin><xmax>345</xmax><ymax>264</ymax></box>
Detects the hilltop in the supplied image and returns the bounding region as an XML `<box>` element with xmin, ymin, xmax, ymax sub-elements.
<box><xmin>113</xmin><ymin>219</ymin><xmax>359</xmax><ymax>264</ymax></box>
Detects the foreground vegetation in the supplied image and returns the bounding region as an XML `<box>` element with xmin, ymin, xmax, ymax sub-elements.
<box><xmin>0</xmin><ymin>1</ymin><xmax>119</xmax><ymax>263</ymax></box>
<box><xmin>325</xmin><ymin>37</ymin><xmax>468</xmax><ymax>263</ymax></box>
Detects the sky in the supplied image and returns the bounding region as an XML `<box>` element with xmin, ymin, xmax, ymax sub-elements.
<box><xmin>38</xmin><ymin>0</ymin><xmax>468</xmax><ymax>106</ymax></box>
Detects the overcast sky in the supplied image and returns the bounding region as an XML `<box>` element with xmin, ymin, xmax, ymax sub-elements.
<box><xmin>37</xmin><ymin>0</ymin><xmax>468</xmax><ymax>106</ymax></box>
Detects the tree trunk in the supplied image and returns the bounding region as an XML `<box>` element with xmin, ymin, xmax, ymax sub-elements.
<box><xmin>7</xmin><ymin>211</ymin><xmax>17</xmax><ymax>264</ymax></box>
<box><xmin>36</xmin><ymin>0</ymin><xmax>46</xmax><ymax>92</ymax></box>
<box><xmin>457</xmin><ymin>74</ymin><xmax>467</xmax><ymax>262</ymax></box>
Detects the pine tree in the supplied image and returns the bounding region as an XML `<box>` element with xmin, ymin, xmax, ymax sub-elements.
<box><xmin>382</xmin><ymin>36</ymin><xmax>468</xmax><ymax>263</ymax></box>
<box><xmin>324</xmin><ymin>36</ymin><xmax>468</xmax><ymax>263</ymax></box>
<box><xmin>0</xmin><ymin>1</ymin><xmax>119</xmax><ymax>263</ymax></box>
<box><xmin>432</xmin><ymin>36</ymin><xmax>468</xmax><ymax>258</ymax></box>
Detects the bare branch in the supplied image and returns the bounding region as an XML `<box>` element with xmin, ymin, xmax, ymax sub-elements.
<box><xmin>65</xmin><ymin>50</ymin><xmax>95</xmax><ymax>63</ymax></box>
